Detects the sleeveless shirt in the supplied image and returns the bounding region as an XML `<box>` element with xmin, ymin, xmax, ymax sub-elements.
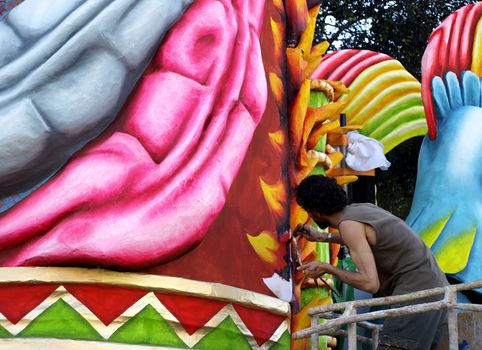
<box><xmin>337</xmin><ymin>203</ymin><xmax>448</xmax><ymax>296</ymax></box>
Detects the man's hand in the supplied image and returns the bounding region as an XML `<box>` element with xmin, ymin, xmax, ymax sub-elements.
<box><xmin>297</xmin><ymin>261</ymin><xmax>331</xmax><ymax>278</ymax></box>
<box><xmin>294</xmin><ymin>223</ymin><xmax>326</xmax><ymax>241</ymax></box>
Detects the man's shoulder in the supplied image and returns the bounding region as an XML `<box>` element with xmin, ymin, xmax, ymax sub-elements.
<box><xmin>339</xmin><ymin>219</ymin><xmax>365</xmax><ymax>227</ymax></box>
<box><xmin>347</xmin><ymin>202</ymin><xmax>378</xmax><ymax>209</ymax></box>
<box><xmin>348</xmin><ymin>203</ymin><xmax>395</xmax><ymax>217</ymax></box>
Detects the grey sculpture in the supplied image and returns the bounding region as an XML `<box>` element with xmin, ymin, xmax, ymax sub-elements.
<box><xmin>0</xmin><ymin>0</ymin><xmax>192</xmax><ymax>208</ymax></box>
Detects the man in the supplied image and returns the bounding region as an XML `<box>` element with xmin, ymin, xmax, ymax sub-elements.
<box><xmin>295</xmin><ymin>175</ymin><xmax>448</xmax><ymax>350</ymax></box>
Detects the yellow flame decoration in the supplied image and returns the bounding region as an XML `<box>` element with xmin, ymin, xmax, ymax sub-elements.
<box><xmin>290</xmin><ymin>202</ymin><xmax>308</xmax><ymax>229</ymax></box>
<box><xmin>269</xmin><ymin>72</ymin><xmax>284</xmax><ymax>108</ymax></box>
<box><xmin>247</xmin><ymin>231</ymin><xmax>280</xmax><ymax>264</ymax></box>
<box><xmin>259</xmin><ymin>177</ymin><xmax>286</xmax><ymax>218</ymax></box>
<box><xmin>272</xmin><ymin>0</ymin><xmax>284</xmax><ymax>13</ymax></box>
<box><xmin>310</xmin><ymin>41</ymin><xmax>330</xmax><ymax>58</ymax></box>
<box><xmin>270</xmin><ymin>17</ymin><xmax>284</xmax><ymax>65</ymax></box>
<box><xmin>298</xmin><ymin>5</ymin><xmax>319</xmax><ymax>61</ymax></box>
<box><xmin>268</xmin><ymin>129</ymin><xmax>285</xmax><ymax>153</ymax></box>
<box><xmin>291</xmin><ymin>294</ymin><xmax>332</xmax><ymax>349</ymax></box>
<box><xmin>335</xmin><ymin>175</ymin><xmax>358</xmax><ymax>186</ymax></box>
<box><xmin>307</xmin><ymin>42</ymin><xmax>330</xmax><ymax>78</ymax></box>
<box><xmin>328</xmin><ymin>151</ymin><xmax>343</xmax><ymax>168</ymax></box>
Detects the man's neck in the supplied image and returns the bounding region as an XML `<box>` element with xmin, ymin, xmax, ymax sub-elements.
<box><xmin>326</xmin><ymin>207</ymin><xmax>346</xmax><ymax>228</ymax></box>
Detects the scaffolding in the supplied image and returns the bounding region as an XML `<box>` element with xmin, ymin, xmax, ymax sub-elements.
<box><xmin>292</xmin><ymin>279</ymin><xmax>482</xmax><ymax>350</ymax></box>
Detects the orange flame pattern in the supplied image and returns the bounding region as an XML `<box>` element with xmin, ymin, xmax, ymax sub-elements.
<box><xmin>283</xmin><ymin>2</ymin><xmax>363</xmax><ymax>349</ymax></box>
<box><xmin>246</xmin><ymin>5</ymin><xmax>361</xmax><ymax>348</ymax></box>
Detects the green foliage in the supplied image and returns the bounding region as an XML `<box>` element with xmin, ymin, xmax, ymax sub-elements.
<box><xmin>314</xmin><ymin>0</ymin><xmax>478</xmax><ymax>80</ymax></box>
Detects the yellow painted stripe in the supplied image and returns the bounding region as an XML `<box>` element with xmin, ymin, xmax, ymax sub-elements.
<box><xmin>435</xmin><ymin>226</ymin><xmax>477</xmax><ymax>274</ymax></box>
<box><xmin>419</xmin><ymin>214</ymin><xmax>452</xmax><ymax>248</ymax></box>
<box><xmin>471</xmin><ymin>17</ymin><xmax>482</xmax><ymax>76</ymax></box>
<box><xmin>369</xmin><ymin>105</ymin><xmax>426</xmax><ymax>140</ymax></box>
<box><xmin>339</xmin><ymin>60</ymin><xmax>418</xmax><ymax>117</ymax></box>
<box><xmin>362</xmin><ymin>93</ymin><xmax>423</xmax><ymax>132</ymax></box>
<box><xmin>340</xmin><ymin>70</ymin><xmax>406</xmax><ymax>119</ymax></box>
<box><xmin>344</xmin><ymin>60</ymin><xmax>411</xmax><ymax>96</ymax></box>
<box><xmin>348</xmin><ymin>82</ymin><xmax>421</xmax><ymax>126</ymax></box>
<box><xmin>380</xmin><ymin>119</ymin><xmax>428</xmax><ymax>153</ymax></box>
<box><xmin>333</xmin><ymin>58</ymin><xmax>426</xmax><ymax>152</ymax></box>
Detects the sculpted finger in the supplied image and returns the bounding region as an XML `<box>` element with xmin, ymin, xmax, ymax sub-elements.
<box><xmin>432</xmin><ymin>76</ymin><xmax>450</xmax><ymax>120</ymax></box>
<box><xmin>444</xmin><ymin>71</ymin><xmax>463</xmax><ymax>110</ymax></box>
<box><xmin>461</xmin><ymin>71</ymin><xmax>480</xmax><ymax>106</ymax></box>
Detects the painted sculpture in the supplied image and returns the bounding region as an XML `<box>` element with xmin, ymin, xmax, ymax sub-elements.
<box><xmin>0</xmin><ymin>0</ymin><xmax>481</xmax><ymax>349</ymax></box>
<box><xmin>289</xmin><ymin>47</ymin><xmax>427</xmax><ymax>349</ymax></box>
<box><xmin>311</xmin><ymin>49</ymin><xmax>427</xmax><ymax>153</ymax></box>
<box><xmin>0</xmin><ymin>0</ymin><xmax>193</xmax><ymax>209</ymax></box>
<box><xmin>407</xmin><ymin>2</ymin><xmax>482</xmax><ymax>285</ymax></box>
<box><xmin>0</xmin><ymin>0</ymin><xmax>271</xmax><ymax>269</ymax></box>
<box><xmin>0</xmin><ymin>0</ymin><xmax>292</xmax><ymax>348</ymax></box>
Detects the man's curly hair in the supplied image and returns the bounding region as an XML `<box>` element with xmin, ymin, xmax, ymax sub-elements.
<box><xmin>296</xmin><ymin>175</ymin><xmax>348</xmax><ymax>215</ymax></box>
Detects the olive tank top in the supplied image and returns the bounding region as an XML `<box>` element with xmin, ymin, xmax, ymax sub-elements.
<box><xmin>337</xmin><ymin>203</ymin><xmax>448</xmax><ymax>296</ymax></box>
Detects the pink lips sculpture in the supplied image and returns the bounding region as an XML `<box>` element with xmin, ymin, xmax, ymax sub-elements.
<box><xmin>0</xmin><ymin>0</ymin><xmax>267</xmax><ymax>269</ymax></box>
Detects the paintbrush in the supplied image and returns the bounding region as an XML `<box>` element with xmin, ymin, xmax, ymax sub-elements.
<box><xmin>291</xmin><ymin>231</ymin><xmax>340</xmax><ymax>297</ymax></box>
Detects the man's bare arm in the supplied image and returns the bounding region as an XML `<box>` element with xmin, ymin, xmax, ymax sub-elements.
<box><xmin>294</xmin><ymin>224</ymin><xmax>344</xmax><ymax>244</ymax></box>
<box><xmin>298</xmin><ymin>220</ymin><xmax>380</xmax><ymax>294</ymax></box>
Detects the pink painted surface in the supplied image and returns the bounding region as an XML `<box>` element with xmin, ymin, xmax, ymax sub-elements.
<box><xmin>421</xmin><ymin>2</ymin><xmax>482</xmax><ymax>139</ymax></box>
<box><xmin>310</xmin><ymin>49</ymin><xmax>391</xmax><ymax>85</ymax></box>
<box><xmin>0</xmin><ymin>0</ymin><xmax>267</xmax><ymax>269</ymax></box>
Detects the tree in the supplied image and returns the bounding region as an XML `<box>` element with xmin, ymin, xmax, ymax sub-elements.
<box><xmin>314</xmin><ymin>0</ymin><xmax>478</xmax><ymax>80</ymax></box>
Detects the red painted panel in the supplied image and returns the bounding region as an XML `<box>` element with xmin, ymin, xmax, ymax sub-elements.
<box><xmin>0</xmin><ymin>284</ymin><xmax>59</xmax><ymax>324</ymax></box>
<box><xmin>155</xmin><ymin>293</ymin><xmax>227</xmax><ymax>335</ymax></box>
<box><xmin>65</xmin><ymin>284</ymin><xmax>148</xmax><ymax>325</ymax></box>
<box><xmin>233</xmin><ymin>304</ymin><xmax>286</xmax><ymax>346</ymax></box>
<box><xmin>145</xmin><ymin>0</ymin><xmax>290</xmax><ymax>296</ymax></box>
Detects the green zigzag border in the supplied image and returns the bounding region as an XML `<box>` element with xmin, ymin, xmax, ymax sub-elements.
<box><xmin>0</xmin><ymin>300</ymin><xmax>290</xmax><ymax>350</ymax></box>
